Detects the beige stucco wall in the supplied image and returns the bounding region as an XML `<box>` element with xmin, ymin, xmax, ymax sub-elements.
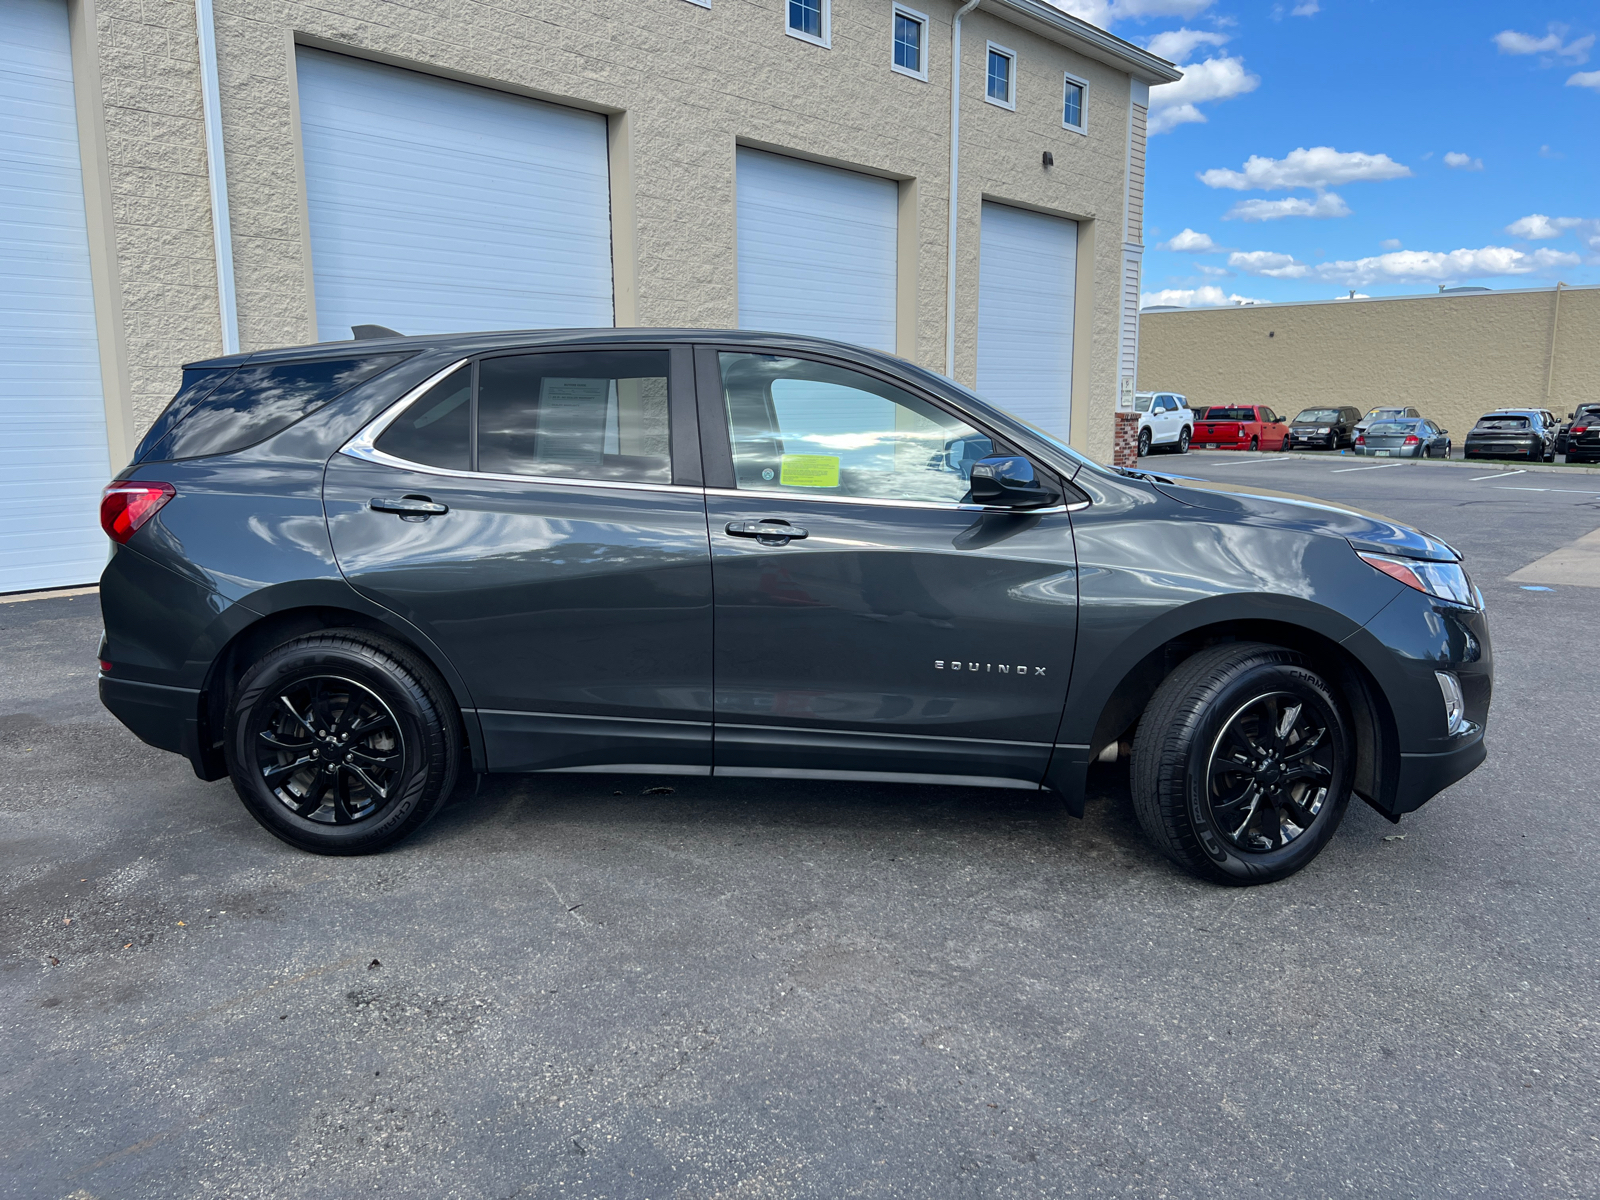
<box><xmin>1138</xmin><ymin>286</ymin><xmax>1600</xmax><ymax>439</ymax></box>
<box><xmin>81</xmin><ymin>0</ymin><xmax>1144</xmax><ymax>460</ymax></box>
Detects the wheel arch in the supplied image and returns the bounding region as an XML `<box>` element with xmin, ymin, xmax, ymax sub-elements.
<box><xmin>194</xmin><ymin>600</ymin><xmax>483</xmax><ymax>780</ymax></box>
<box><xmin>1063</xmin><ymin>616</ymin><xmax>1400</xmax><ymax>820</ymax></box>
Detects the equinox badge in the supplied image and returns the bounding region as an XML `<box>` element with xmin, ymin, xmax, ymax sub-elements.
<box><xmin>935</xmin><ymin>661</ymin><xmax>1046</xmax><ymax>676</ymax></box>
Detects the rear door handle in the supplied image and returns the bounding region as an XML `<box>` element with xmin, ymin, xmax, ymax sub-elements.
<box><xmin>370</xmin><ymin>495</ymin><xmax>448</xmax><ymax>520</ymax></box>
<box><xmin>725</xmin><ymin>520</ymin><xmax>808</xmax><ymax>543</ymax></box>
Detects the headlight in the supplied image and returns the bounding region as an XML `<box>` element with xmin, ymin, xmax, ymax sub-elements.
<box><xmin>1357</xmin><ymin>551</ymin><xmax>1477</xmax><ymax>607</ymax></box>
<box><xmin>1316</xmin><ymin>426</ymin><xmax>1331</xmax><ymax>434</ymax></box>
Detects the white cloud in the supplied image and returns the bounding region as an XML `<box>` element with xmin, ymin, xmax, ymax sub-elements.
<box><xmin>1148</xmin><ymin>56</ymin><xmax>1261</xmax><ymax>133</ymax></box>
<box><xmin>1197</xmin><ymin>264</ymin><xmax>1231</xmax><ymax>276</ymax></box>
<box><xmin>1048</xmin><ymin>0</ymin><xmax>1216</xmax><ymax>29</ymax></box>
<box><xmin>1506</xmin><ymin>214</ymin><xmax>1600</xmax><ymax>249</ymax></box>
<box><xmin>1227</xmin><ymin>244</ymin><xmax>1583</xmax><ymax>286</ymax></box>
<box><xmin>1336</xmin><ymin>292</ymin><xmax>1372</xmax><ymax>299</ymax></box>
<box><xmin>1158</xmin><ymin>227</ymin><xmax>1219</xmax><ymax>251</ymax></box>
<box><xmin>1199</xmin><ymin>147</ymin><xmax>1412</xmax><ymax>190</ymax></box>
<box><xmin>1443</xmin><ymin>152</ymin><xmax>1484</xmax><ymax>171</ymax></box>
<box><xmin>1569</xmin><ymin>70</ymin><xmax>1600</xmax><ymax>90</ymax></box>
<box><xmin>1292</xmin><ymin>1</ymin><xmax>1320</xmax><ymax>15</ymax></box>
<box><xmin>1228</xmin><ymin>250</ymin><xmax>1311</xmax><ymax>278</ymax></box>
<box><xmin>1381</xmin><ymin>238</ymin><xmax>1403</xmax><ymax>250</ymax></box>
<box><xmin>1142</xmin><ymin>286</ymin><xmax>1265</xmax><ymax>308</ymax></box>
<box><xmin>1224</xmin><ymin>192</ymin><xmax>1351</xmax><ymax>221</ymax></box>
<box><xmin>1494</xmin><ymin>25</ymin><xmax>1594</xmax><ymax>63</ymax></box>
<box><xmin>1145</xmin><ymin>28</ymin><xmax>1230</xmax><ymax>61</ymax></box>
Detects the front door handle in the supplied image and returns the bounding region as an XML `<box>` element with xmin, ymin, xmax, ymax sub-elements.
<box><xmin>725</xmin><ymin>519</ymin><xmax>808</xmax><ymax>543</ymax></box>
<box><xmin>370</xmin><ymin>495</ymin><xmax>449</xmax><ymax>520</ymax></box>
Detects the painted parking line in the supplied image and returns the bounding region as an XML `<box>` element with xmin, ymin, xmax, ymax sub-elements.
<box><xmin>1331</xmin><ymin>462</ymin><xmax>1407</xmax><ymax>472</ymax></box>
<box><xmin>1493</xmin><ymin>486</ymin><xmax>1600</xmax><ymax>495</ymax></box>
<box><xmin>1470</xmin><ymin>470</ymin><xmax>1525</xmax><ymax>481</ymax></box>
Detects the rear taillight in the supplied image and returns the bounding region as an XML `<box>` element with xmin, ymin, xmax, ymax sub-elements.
<box><xmin>98</xmin><ymin>658</ymin><xmax>112</xmax><ymax>673</ymax></box>
<box><xmin>1404</xmin><ymin>435</ymin><xmax>1420</xmax><ymax>445</ymax></box>
<box><xmin>1355</xmin><ymin>434</ymin><xmax>1365</xmax><ymax>444</ymax></box>
<box><xmin>1574</xmin><ymin>426</ymin><xmax>1588</xmax><ymax>435</ymax></box>
<box><xmin>100</xmin><ymin>481</ymin><xmax>175</xmax><ymax>544</ymax></box>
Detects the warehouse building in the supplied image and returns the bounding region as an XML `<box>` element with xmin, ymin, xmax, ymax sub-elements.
<box><xmin>0</xmin><ymin>0</ymin><xmax>1177</xmax><ymax>592</ymax></box>
<box><xmin>1138</xmin><ymin>284</ymin><xmax>1600</xmax><ymax>442</ymax></box>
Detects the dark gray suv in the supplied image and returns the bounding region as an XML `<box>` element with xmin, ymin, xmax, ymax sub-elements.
<box><xmin>98</xmin><ymin>329</ymin><xmax>1491</xmax><ymax>884</ymax></box>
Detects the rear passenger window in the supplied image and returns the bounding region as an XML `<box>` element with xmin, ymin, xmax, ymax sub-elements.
<box><xmin>476</xmin><ymin>351</ymin><xmax>671</xmax><ymax>484</ymax></box>
<box><xmin>143</xmin><ymin>354</ymin><xmax>409</xmax><ymax>461</ymax></box>
<box><xmin>374</xmin><ymin>365</ymin><xmax>471</xmax><ymax>471</ymax></box>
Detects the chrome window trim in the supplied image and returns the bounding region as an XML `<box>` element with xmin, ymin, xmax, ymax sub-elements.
<box><xmin>337</xmin><ymin>356</ymin><xmax>700</xmax><ymax>497</ymax></box>
<box><xmin>704</xmin><ymin>486</ymin><xmax>1082</xmax><ymax>515</ymax></box>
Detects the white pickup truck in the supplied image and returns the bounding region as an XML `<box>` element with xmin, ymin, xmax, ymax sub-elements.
<box><xmin>1134</xmin><ymin>391</ymin><xmax>1193</xmax><ymax>455</ymax></box>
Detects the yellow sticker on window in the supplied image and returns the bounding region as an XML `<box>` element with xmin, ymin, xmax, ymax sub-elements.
<box><xmin>779</xmin><ymin>454</ymin><xmax>840</xmax><ymax>488</ymax></box>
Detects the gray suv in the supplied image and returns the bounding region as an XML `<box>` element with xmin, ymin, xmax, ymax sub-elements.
<box><xmin>97</xmin><ymin>329</ymin><xmax>1491</xmax><ymax>884</ymax></box>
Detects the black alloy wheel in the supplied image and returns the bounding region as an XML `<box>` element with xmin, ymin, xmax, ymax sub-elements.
<box><xmin>1130</xmin><ymin>642</ymin><xmax>1353</xmax><ymax>885</ymax></box>
<box><xmin>1138</xmin><ymin>428</ymin><xmax>1152</xmax><ymax>457</ymax></box>
<box><xmin>225</xmin><ymin>632</ymin><xmax>461</xmax><ymax>854</ymax></box>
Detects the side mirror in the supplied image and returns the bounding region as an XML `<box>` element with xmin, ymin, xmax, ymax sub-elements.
<box><xmin>968</xmin><ymin>455</ymin><xmax>1060</xmax><ymax>509</ymax></box>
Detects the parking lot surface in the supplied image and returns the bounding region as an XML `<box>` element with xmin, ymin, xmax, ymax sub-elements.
<box><xmin>5</xmin><ymin>457</ymin><xmax>1599</xmax><ymax>1199</ymax></box>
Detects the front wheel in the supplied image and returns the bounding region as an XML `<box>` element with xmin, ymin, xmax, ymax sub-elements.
<box><xmin>224</xmin><ymin>631</ymin><xmax>461</xmax><ymax>855</ymax></box>
<box><xmin>1137</xmin><ymin>428</ymin><xmax>1152</xmax><ymax>457</ymax></box>
<box><xmin>1130</xmin><ymin>643</ymin><xmax>1353</xmax><ymax>885</ymax></box>
<box><xmin>1176</xmin><ymin>428</ymin><xmax>1191</xmax><ymax>454</ymax></box>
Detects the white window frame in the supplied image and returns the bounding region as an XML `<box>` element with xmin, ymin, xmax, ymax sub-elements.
<box><xmin>682</xmin><ymin>0</ymin><xmax>711</xmax><ymax>8</ymax></box>
<box><xmin>785</xmin><ymin>0</ymin><xmax>831</xmax><ymax>48</ymax></box>
<box><xmin>891</xmin><ymin>4</ymin><xmax>929</xmax><ymax>81</ymax></box>
<box><xmin>984</xmin><ymin>42</ymin><xmax>1017</xmax><ymax>110</ymax></box>
<box><xmin>1061</xmin><ymin>70</ymin><xmax>1088</xmax><ymax>134</ymax></box>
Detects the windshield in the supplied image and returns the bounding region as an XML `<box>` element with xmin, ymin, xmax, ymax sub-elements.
<box><xmin>1367</xmin><ymin>421</ymin><xmax>1418</xmax><ymax>436</ymax></box>
<box><xmin>1202</xmin><ymin>408</ymin><xmax>1255</xmax><ymax>421</ymax></box>
<box><xmin>1475</xmin><ymin>415</ymin><xmax>1530</xmax><ymax>430</ymax></box>
<box><xmin>1294</xmin><ymin>409</ymin><xmax>1341</xmax><ymax>423</ymax></box>
<box><xmin>1133</xmin><ymin>395</ymin><xmax>1154</xmax><ymax>413</ymax></box>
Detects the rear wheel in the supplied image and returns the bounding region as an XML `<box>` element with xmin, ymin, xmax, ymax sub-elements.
<box><xmin>1130</xmin><ymin>643</ymin><xmax>1353</xmax><ymax>885</ymax></box>
<box><xmin>1138</xmin><ymin>428</ymin><xmax>1152</xmax><ymax>457</ymax></box>
<box><xmin>1249</xmin><ymin>435</ymin><xmax>1259</xmax><ymax>452</ymax></box>
<box><xmin>224</xmin><ymin>631</ymin><xmax>461</xmax><ymax>855</ymax></box>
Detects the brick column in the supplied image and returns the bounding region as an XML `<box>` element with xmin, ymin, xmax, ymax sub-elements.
<box><xmin>1113</xmin><ymin>412</ymin><xmax>1140</xmax><ymax>468</ymax></box>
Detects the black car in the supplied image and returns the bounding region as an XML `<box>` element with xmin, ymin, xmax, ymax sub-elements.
<box><xmin>1352</xmin><ymin>418</ymin><xmax>1452</xmax><ymax>458</ymax></box>
<box><xmin>97</xmin><ymin>329</ymin><xmax>1491</xmax><ymax>885</ymax></box>
<box><xmin>1288</xmin><ymin>406</ymin><xmax>1362</xmax><ymax>450</ymax></box>
<box><xmin>1557</xmin><ymin>404</ymin><xmax>1600</xmax><ymax>460</ymax></box>
<box><xmin>1464</xmin><ymin>410</ymin><xmax>1556</xmax><ymax>462</ymax></box>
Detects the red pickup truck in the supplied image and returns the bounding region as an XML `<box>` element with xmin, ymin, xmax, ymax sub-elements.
<box><xmin>1194</xmin><ymin>405</ymin><xmax>1290</xmax><ymax>451</ymax></box>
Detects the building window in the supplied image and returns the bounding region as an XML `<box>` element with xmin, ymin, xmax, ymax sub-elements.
<box><xmin>1062</xmin><ymin>72</ymin><xmax>1087</xmax><ymax>132</ymax></box>
<box><xmin>786</xmin><ymin>0</ymin><xmax>830</xmax><ymax>46</ymax></box>
<box><xmin>985</xmin><ymin>43</ymin><xmax>1016</xmax><ymax>110</ymax></box>
<box><xmin>892</xmin><ymin>5</ymin><xmax>928</xmax><ymax>80</ymax></box>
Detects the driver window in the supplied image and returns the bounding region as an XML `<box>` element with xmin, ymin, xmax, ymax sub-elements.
<box><xmin>718</xmin><ymin>352</ymin><xmax>991</xmax><ymax>504</ymax></box>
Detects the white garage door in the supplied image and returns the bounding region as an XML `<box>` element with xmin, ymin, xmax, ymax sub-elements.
<box><xmin>0</xmin><ymin>0</ymin><xmax>111</xmax><ymax>593</ymax></box>
<box><xmin>976</xmin><ymin>202</ymin><xmax>1078</xmax><ymax>437</ymax></box>
<box><xmin>296</xmin><ymin>48</ymin><xmax>614</xmax><ymax>342</ymax></box>
<box><xmin>736</xmin><ymin>148</ymin><xmax>898</xmax><ymax>353</ymax></box>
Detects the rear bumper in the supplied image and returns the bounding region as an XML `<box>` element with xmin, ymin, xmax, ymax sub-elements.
<box><xmin>99</xmin><ymin>675</ymin><xmax>224</xmax><ymax>781</ymax></box>
<box><xmin>1464</xmin><ymin>440</ymin><xmax>1540</xmax><ymax>458</ymax></box>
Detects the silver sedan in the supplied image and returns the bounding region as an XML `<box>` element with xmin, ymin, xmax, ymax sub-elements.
<box><xmin>1353</xmin><ymin>418</ymin><xmax>1452</xmax><ymax>458</ymax></box>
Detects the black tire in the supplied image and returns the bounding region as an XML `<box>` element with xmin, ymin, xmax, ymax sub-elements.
<box><xmin>1176</xmin><ymin>428</ymin><xmax>1191</xmax><ymax>454</ymax></box>
<box><xmin>1137</xmin><ymin>428</ymin><xmax>1152</xmax><ymax>457</ymax></box>
<box><xmin>1130</xmin><ymin>642</ymin><xmax>1353</xmax><ymax>885</ymax></box>
<box><xmin>224</xmin><ymin>631</ymin><xmax>461</xmax><ymax>855</ymax></box>
<box><xmin>1249</xmin><ymin>435</ymin><xmax>1259</xmax><ymax>452</ymax></box>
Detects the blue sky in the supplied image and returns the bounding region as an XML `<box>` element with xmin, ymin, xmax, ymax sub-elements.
<box><xmin>1055</xmin><ymin>1</ymin><xmax>1600</xmax><ymax>306</ymax></box>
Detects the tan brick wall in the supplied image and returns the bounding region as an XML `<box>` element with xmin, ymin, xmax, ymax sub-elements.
<box><xmin>1137</xmin><ymin>287</ymin><xmax>1600</xmax><ymax>441</ymax></box>
<box><xmin>88</xmin><ymin>0</ymin><xmax>1144</xmax><ymax>457</ymax></box>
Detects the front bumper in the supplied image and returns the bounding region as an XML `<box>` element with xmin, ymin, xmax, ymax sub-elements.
<box><xmin>1289</xmin><ymin>433</ymin><xmax>1337</xmax><ymax>448</ymax></box>
<box><xmin>1391</xmin><ymin>735</ymin><xmax>1488</xmax><ymax>816</ymax></box>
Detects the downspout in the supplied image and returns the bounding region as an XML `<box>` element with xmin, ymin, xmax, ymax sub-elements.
<box><xmin>195</xmin><ymin>0</ymin><xmax>239</xmax><ymax>354</ymax></box>
<box><xmin>1544</xmin><ymin>281</ymin><xmax>1564</xmax><ymax>406</ymax></box>
<box><xmin>945</xmin><ymin>0</ymin><xmax>982</xmax><ymax>378</ymax></box>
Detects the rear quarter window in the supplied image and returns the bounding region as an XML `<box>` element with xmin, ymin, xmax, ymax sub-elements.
<box><xmin>139</xmin><ymin>354</ymin><xmax>411</xmax><ymax>462</ymax></box>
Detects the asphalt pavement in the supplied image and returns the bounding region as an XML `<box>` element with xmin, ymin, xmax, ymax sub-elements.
<box><xmin>4</xmin><ymin>457</ymin><xmax>1599</xmax><ymax>1199</ymax></box>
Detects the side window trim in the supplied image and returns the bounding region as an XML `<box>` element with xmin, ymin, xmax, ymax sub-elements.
<box><xmin>342</xmin><ymin>345</ymin><xmax>702</xmax><ymax>493</ymax></box>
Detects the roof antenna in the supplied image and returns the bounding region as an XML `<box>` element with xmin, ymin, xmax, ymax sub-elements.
<box><xmin>351</xmin><ymin>324</ymin><xmax>402</xmax><ymax>340</ymax></box>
